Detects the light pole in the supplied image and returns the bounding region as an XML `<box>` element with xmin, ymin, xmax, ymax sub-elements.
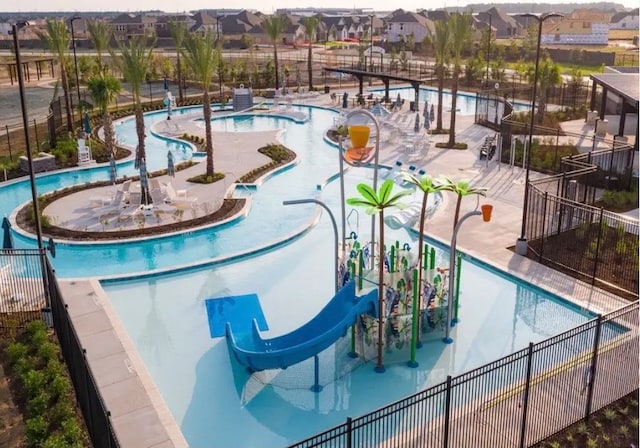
<box><xmin>12</xmin><ymin>21</ymin><xmax>48</xmax><ymax>294</ymax></box>
<box><xmin>69</xmin><ymin>16</ymin><xmax>82</xmax><ymax>118</ymax></box>
<box><xmin>484</xmin><ymin>13</ymin><xmax>492</xmax><ymax>85</ymax></box>
<box><xmin>515</xmin><ymin>12</ymin><xmax>563</xmax><ymax>256</ymax></box>
<box><xmin>369</xmin><ymin>14</ymin><xmax>375</xmax><ymax>72</ymax></box>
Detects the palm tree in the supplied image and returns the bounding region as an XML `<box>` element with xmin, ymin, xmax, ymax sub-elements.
<box><xmin>112</xmin><ymin>35</ymin><xmax>154</xmax><ymax>163</ymax></box>
<box><xmin>181</xmin><ymin>30</ymin><xmax>218</xmax><ymax>178</ymax></box>
<box><xmin>441</xmin><ymin>178</ymin><xmax>487</xmax><ymax>231</ymax></box>
<box><xmin>86</xmin><ymin>72</ymin><xmax>121</xmax><ymax>157</ymax></box>
<box><xmin>446</xmin><ymin>13</ymin><xmax>472</xmax><ymax>147</ymax></box>
<box><xmin>167</xmin><ymin>20</ymin><xmax>187</xmax><ymax>104</ymax></box>
<box><xmin>300</xmin><ymin>16</ymin><xmax>320</xmax><ymax>90</ymax></box>
<box><xmin>347</xmin><ymin>180</ymin><xmax>411</xmax><ymax>371</ymax></box>
<box><xmin>262</xmin><ymin>15</ymin><xmax>289</xmax><ymax>91</ymax></box>
<box><xmin>87</xmin><ymin>19</ymin><xmax>112</xmax><ymax>73</ymax></box>
<box><xmin>401</xmin><ymin>173</ymin><xmax>447</xmax><ymax>328</ymax></box>
<box><xmin>432</xmin><ymin>20</ymin><xmax>450</xmax><ymax>133</ymax></box>
<box><xmin>526</xmin><ymin>56</ymin><xmax>561</xmax><ymax>124</ymax></box>
<box><xmin>36</xmin><ymin>19</ymin><xmax>73</xmax><ymax>131</ymax></box>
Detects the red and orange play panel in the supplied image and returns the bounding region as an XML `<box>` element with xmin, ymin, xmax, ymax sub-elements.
<box><xmin>344</xmin><ymin>146</ymin><xmax>374</xmax><ymax>164</ymax></box>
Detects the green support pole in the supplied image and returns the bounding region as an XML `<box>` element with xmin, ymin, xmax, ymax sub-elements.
<box><xmin>349</xmin><ymin>261</ymin><xmax>358</xmax><ymax>358</ymax></box>
<box><xmin>408</xmin><ymin>268</ymin><xmax>419</xmax><ymax>368</ymax></box>
<box><xmin>358</xmin><ymin>249</ymin><xmax>363</xmax><ymax>291</ymax></box>
<box><xmin>429</xmin><ymin>247</ymin><xmax>436</xmax><ymax>270</ymax></box>
<box><xmin>423</xmin><ymin>244</ymin><xmax>428</xmax><ymax>271</ymax></box>
<box><xmin>453</xmin><ymin>253</ymin><xmax>462</xmax><ymax>324</ymax></box>
<box><xmin>390</xmin><ymin>244</ymin><xmax>395</xmax><ymax>273</ymax></box>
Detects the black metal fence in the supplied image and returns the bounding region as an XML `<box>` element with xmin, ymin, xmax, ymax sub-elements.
<box><xmin>0</xmin><ymin>249</ymin><xmax>119</xmax><ymax>447</ymax></box>
<box><xmin>288</xmin><ymin>302</ymin><xmax>638</xmax><ymax>448</ymax></box>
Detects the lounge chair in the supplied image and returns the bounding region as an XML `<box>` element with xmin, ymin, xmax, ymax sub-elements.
<box><xmin>118</xmin><ymin>191</ymin><xmax>143</xmax><ymax>220</ymax></box>
<box><xmin>164</xmin><ymin>183</ymin><xmax>198</xmax><ymax>208</ymax></box>
<box><xmin>149</xmin><ymin>188</ymin><xmax>176</xmax><ymax>213</ymax></box>
<box><xmin>95</xmin><ymin>188</ymin><xmax>127</xmax><ymax>219</ymax></box>
<box><xmin>90</xmin><ymin>180</ymin><xmax>131</xmax><ymax>207</ymax></box>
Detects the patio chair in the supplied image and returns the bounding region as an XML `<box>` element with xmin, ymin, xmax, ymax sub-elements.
<box><xmin>94</xmin><ymin>188</ymin><xmax>127</xmax><ymax>218</ymax></box>
<box><xmin>118</xmin><ymin>191</ymin><xmax>143</xmax><ymax>221</ymax></box>
<box><xmin>165</xmin><ymin>183</ymin><xmax>198</xmax><ymax>208</ymax></box>
<box><xmin>90</xmin><ymin>180</ymin><xmax>132</xmax><ymax>207</ymax></box>
<box><xmin>149</xmin><ymin>188</ymin><xmax>176</xmax><ymax>213</ymax></box>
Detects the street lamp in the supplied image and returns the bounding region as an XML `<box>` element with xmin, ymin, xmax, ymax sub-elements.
<box><xmin>484</xmin><ymin>13</ymin><xmax>492</xmax><ymax>85</ymax></box>
<box><xmin>69</xmin><ymin>16</ymin><xmax>82</xmax><ymax>118</ymax></box>
<box><xmin>369</xmin><ymin>14</ymin><xmax>375</xmax><ymax>72</ymax></box>
<box><xmin>11</xmin><ymin>22</ymin><xmax>47</xmax><ymax>283</ymax></box>
<box><xmin>515</xmin><ymin>12</ymin><xmax>563</xmax><ymax>256</ymax></box>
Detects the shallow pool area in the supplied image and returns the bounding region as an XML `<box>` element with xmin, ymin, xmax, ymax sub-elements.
<box><xmin>0</xmin><ymin>103</ymin><xmax>607</xmax><ymax>447</ymax></box>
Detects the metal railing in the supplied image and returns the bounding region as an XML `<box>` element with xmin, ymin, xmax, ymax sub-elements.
<box><xmin>0</xmin><ymin>249</ymin><xmax>120</xmax><ymax>447</ymax></box>
<box><xmin>288</xmin><ymin>302</ymin><xmax>638</xmax><ymax>448</ymax></box>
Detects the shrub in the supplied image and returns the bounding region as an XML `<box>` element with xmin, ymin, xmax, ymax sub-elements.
<box><xmin>36</xmin><ymin>341</ymin><xmax>59</xmax><ymax>364</ymax></box>
<box><xmin>42</xmin><ymin>433</ymin><xmax>70</xmax><ymax>448</ymax></box>
<box><xmin>50</xmin><ymin>400</ymin><xmax>74</xmax><ymax>428</ymax></box>
<box><xmin>27</xmin><ymin>390</ymin><xmax>51</xmax><ymax>416</ymax></box>
<box><xmin>49</xmin><ymin>373</ymin><xmax>72</xmax><ymax>401</ymax></box>
<box><xmin>188</xmin><ymin>173</ymin><xmax>225</xmax><ymax>184</ymax></box>
<box><xmin>61</xmin><ymin>418</ymin><xmax>83</xmax><ymax>444</ymax></box>
<box><xmin>6</xmin><ymin>341</ymin><xmax>28</xmax><ymax>366</ymax></box>
<box><xmin>25</xmin><ymin>415</ymin><xmax>48</xmax><ymax>447</ymax></box>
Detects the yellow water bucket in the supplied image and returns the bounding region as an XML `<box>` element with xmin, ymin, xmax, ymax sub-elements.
<box><xmin>348</xmin><ymin>125</ymin><xmax>370</xmax><ymax>149</ymax></box>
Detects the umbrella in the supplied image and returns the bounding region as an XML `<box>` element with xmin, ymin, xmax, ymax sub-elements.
<box><xmin>139</xmin><ymin>158</ymin><xmax>149</xmax><ymax>204</ymax></box>
<box><xmin>167</xmin><ymin>151</ymin><xmax>175</xmax><ymax>177</ymax></box>
<box><xmin>163</xmin><ymin>77</ymin><xmax>169</xmax><ymax>91</ymax></box>
<box><xmin>83</xmin><ymin>112</ymin><xmax>91</xmax><ymax>135</ymax></box>
<box><xmin>395</xmin><ymin>93</ymin><xmax>402</xmax><ymax>109</ymax></box>
<box><xmin>414</xmin><ymin>113</ymin><xmax>420</xmax><ymax>133</ymax></box>
<box><xmin>423</xmin><ymin>101</ymin><xmax>429</xmax><ymax>118</ymax></box>
<box><xmin>424</xmin><ymin>114</ymin><xmax>431</xmax><ymax>130</ymax></box>
<box><xmin>430</xmin><ymin>104</ymin><xmax>435</xmax><ymax>123</ymax></box>
<box><xmin>109</xmin><ymin>154</ymin><xmax>117</xmax><ymax>184</ymax></box>
<box><xmin>2</xmin><ymin>217</ymin><xmax>14</xmax><ymax>249</ymax></box>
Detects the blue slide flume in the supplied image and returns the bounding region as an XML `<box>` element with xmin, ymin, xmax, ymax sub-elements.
<box><xmin>225</xmin><ymin>280</ymin><xmax>378</xmax><ymax>371</ymax></box>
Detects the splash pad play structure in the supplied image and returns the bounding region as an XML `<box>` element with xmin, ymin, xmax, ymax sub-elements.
<box><xmin>226</xmin><ymin>109</ymin><xmax>493</xmax><ymax>390</ymax></box>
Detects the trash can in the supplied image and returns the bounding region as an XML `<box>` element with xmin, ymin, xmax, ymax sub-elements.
<box><xmin>409</xmin><ymin>101</ymin><xmax>415</xmax><ymax>112</ymax></box>
<box><xmin>324</xmin><ymin>85</ymin><xmax>330</xmax><ymax>94</ymax></box>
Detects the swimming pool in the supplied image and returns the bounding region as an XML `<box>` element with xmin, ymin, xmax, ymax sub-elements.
<box><xmin>1</xmin><ymin>104</ymin><xmax>595</xmax><ymax>447</ymax></box>
<box><xmin>372</xmin><ymin>86</ymin><xmax>530</xmax><ymax>115</ymax></box>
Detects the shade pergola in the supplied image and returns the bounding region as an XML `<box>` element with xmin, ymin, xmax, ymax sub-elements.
<box><xmin>589</xmin><ymin>72</ymin><xmax>639</xmax><ymax>150</ymax></box>
<box><xmin>323</xmin><ymin>67</ymin><xmax>423</xmax><ymax>110</ymax></box>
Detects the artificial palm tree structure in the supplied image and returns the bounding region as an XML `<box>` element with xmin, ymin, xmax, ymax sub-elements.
<box><xmin>347</xmin><ymin>179</ymin><xmax>411</xmax><ymax>372</ymax></box>
<box><xmin>167</xmin><ymin>20</ymin><xmax>187</xmax><ymax>104</ymax></box>
<box><xmin>112</xmin><ymin>35</ymin><xmax>154</xmax><ymax>163</ymax></box>
<box><xmin>442</xmin><ymin>177</ymin><xmax>487</xmax><ymax>231</ymax></box>
<box><xmin>181</xmin><ymin>30</ymin><xmax>219</xmax><ymax>178</ymax></box>
<box><xmin>262</xmin><ymin>15</ymin><xmax>289</xmax><ymax>91</ymax></box>
<box><xmin>432</xmin><ymin>20</ymin><xmax>450</xmax><ymax>133</ymax></box>
<box><xmin>86</xmin><ymin>73</ymin><xmax>121</xmax><ymax>157</ymax></box>
<box><xmin>36</xmin><ymin>19</ymin><xmax>73</xmax><ymax>132</ymax></box>
<box><xmin>300</xmin><ymin>16</ymin><xmax>320</xmax><ymax>91</ymax></box>
<box><xmin>401</xmin><ymin>173</ymin><xmax>447</xmax><ymax>344</ymax></box>
<box><xmin>87</xmin><ymin>19</ymin><xmax>112</xmax><ymax>73</ymax></box>
<box><xmin>446</xmin><ymin>13</ymin><xmax>472</xmax><ymax>148</ymax></box>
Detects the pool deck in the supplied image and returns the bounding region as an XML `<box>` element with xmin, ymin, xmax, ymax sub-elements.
<box><xmin>46</xmin><ymin>90</ymin><xmax>637</xmax><ymax>447</ymax></box>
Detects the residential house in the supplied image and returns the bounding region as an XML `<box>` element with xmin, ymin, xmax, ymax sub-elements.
<box><xmin>154</xmin><ymin>14</ymin><xmax>195</xmax><ymax>38</ymax></box>
<box><xmin>419</xmin><ymin>9</ymin><xmax>450</xmax><ymax>23</ymax></box>
<box><xmin>218</xmin><ymin>11</ymin><xmax>261</xmax><ymax>41</ymax></box>
<box><xmin>541</xmin><ymin>9</ymin><xmax>611</xmax><ymax>45</ymax></box>
<box><xmin>386</xmin><ymin>10</ymin><xmax>435</xmax><ymax>45</ymax></box>
<box><xmin>190</xmin><ymin>11</ymin><xmax>220</xmax><ymax>34</ymax></box>
<box><xmin>609</xmin><ymin>8</ymin><xmax>639</xmax><ymax>30</ymax></box>
<box><xmin>477</xmin><ymin>8</ymin><xmax>522</xmax><ymax>39</ymax></box>
<box><xmin>109</xmin><ymin>14</ymin><xmax>156</xmax><ymax>40</ymax></box>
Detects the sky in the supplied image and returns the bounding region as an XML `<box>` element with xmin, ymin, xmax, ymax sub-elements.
<box><xmin>2</xmin><ymin>0</ymin><xmax>636</xmax><ymax>13</ymax></box>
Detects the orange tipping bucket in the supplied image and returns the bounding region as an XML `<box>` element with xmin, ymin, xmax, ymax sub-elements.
<box><xmin>481</xmin><ymin>204</ymin><xmax>493</xmax><ymax>222</ymax></box>
<box><xmin>348</xmin><ymin>125</ymin><xmax>370</xmax><ymax>149</ymax></box>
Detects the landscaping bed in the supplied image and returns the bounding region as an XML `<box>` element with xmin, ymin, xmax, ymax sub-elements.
<box><xmin>0</xmin><ymin>321</ymin><xmax>91</xmax><ymax>448</ymax></box>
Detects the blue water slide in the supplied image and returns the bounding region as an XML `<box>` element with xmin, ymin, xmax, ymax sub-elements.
<box><xmin>225</xmin><ymin>280</ymin><xmax>378</xmax><ymax>371</ymax></box>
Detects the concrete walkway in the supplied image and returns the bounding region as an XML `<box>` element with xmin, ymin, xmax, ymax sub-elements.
<box><xmin>45</xmin><ymin>90</ymin><xmax>636</xmax><ymax>447</ymax></box>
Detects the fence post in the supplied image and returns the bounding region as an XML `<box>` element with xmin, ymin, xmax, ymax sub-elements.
<box><xmin>443</xmin><ymin>375</ymin><xmax>452</xmax><ymax>448</ymax></box>
<box><xmin>346</xmin><ymin>416</ymin><xmax>352</xmax><ymax>448</ymax></box>
<box><xmin>519</xmin><ymin>343</ymin><xmax>534</xmax><ymax>448</ymax></box>
<box><xmin>585</xmin><ymin>315</ymin><xmax>603</xmax><ymax>420</ymax></box>
<box><xmin>592</xmin><ymin>208</ymin><xmax>605</xmax><ymax>284</ymax></box>
<box><xmin>5</xmin><ymin>125</ymin><xmax>12</xmax><ymax>161</ymax></box>
<box><xmin>539</xmin><ymin>192</ymin><xmax>548</xmax><ymax>260</ymax></box>
<box><xmin>33</xmin><ymin>118</ymin><xmax>40</xmax><ymax>150</ymax></box>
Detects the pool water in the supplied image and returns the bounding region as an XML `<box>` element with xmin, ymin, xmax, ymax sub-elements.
<box><xmin>1</xmin><ymin>104</ymin><xmax>595</xmax><ymax>447</ymax></box>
